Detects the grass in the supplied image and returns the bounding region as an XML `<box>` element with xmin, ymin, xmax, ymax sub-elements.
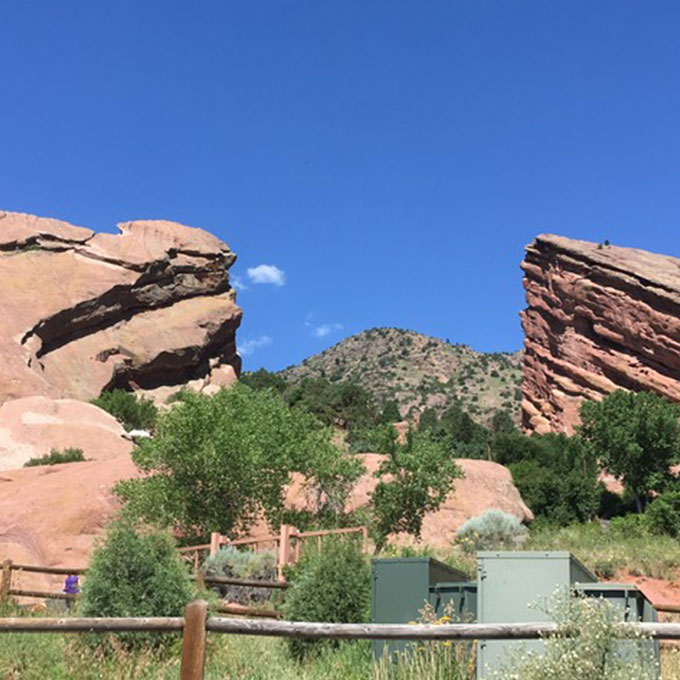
<box><xmin>525</xmin><ymin>522</ymin><xmax>680</xmax><ymax>580</ymax></box>
<box><xmin>0</xmin><ymin>627</ymin><xmax>476</xmax><ymax>680</ymax></box>
<box><xmin>0</xmin><ymin>602</ymin><xmax>680</xmax><ymax>678</ymax></box>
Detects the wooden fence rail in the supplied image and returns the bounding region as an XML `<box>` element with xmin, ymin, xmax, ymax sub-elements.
<box><xmin>0</xmin><ymin>559</ymin><xmax>290</xmax><ymax>607</ymax></box>
<box><xmin>1</xmin><ymin>601</ymin><xmax>680</xmax><ymax>679</ymax></box>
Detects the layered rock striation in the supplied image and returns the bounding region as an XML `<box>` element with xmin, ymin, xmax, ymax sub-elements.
<box><xmin>0</xmin><ymin>211</ymin><xmax>242</xmax><ymax>406</ymax></box>
<box><xmin>521</xmin><ymin>234</ymin><xmax>680</xmax><ymax>434</ymax></box>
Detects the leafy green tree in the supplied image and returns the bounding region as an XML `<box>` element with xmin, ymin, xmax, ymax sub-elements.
<box><xmin>432</xmin><ymin>402</ymin><xmax>489</xmax><ymax>458</ymax></box>
<box><xmin>580</xmin><ymin>390</ymin><xmax>680</xmax><ymax>511</ymax></box>
<box><xmin>491</xmin><ymin>409</ymin><xmax>516</xmax><ymax>433</ymax></box>
<box><xmin>493</xmin><ymin>431</ymin><xmax>599</xmax><ymax>524</ymax></box>
<box><xmin>380</xmin><ymin>400</ymin><xmax>401</xmax><ymax>424</ymax></box>
<box><xmin>115</xmin><ymin>384</ymin><xmax>361</xmax><ymax>539</ymax></box>
<box><xmin>286</xmin><ymin>378</ymin><xmax>379</xmax><ymax>430</ymax></box>
<box><xmin>91</xmin><ymin>389</ymin><xmax>158</xmax><ymax>431</ymax></box>
<box><xmin>79</xmin><ymin>519</ymin><xmax>194</xmax><ymax>651</ymax></box>
<box><xmin>239</xmin><ymin>368</ymin><xmax>287</xmax><ymax>394</ymax></box>
<box><xmin>370</xmin><ymin>426</ymin><xmax>462</xmax><ymax>547</ymax></box>
<box><xmin>418</xmin><ymin>407</ymin><xmax>439</xmax><ymax>432</ymax></box>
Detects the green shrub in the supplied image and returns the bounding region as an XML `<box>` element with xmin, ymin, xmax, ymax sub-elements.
<box><xmin>282</xmin><ymin>537</ymin><xmax>370</xmax><ymax>659</ymax></box>
<box><xmin>24</xmin><ymin>447</ymin><xmax>85</xmax><ymax>467</ymax></box>
<box><xmin>79</xmin><ymin>520</ymin><xmax>194</xmax><ymax>651</ymax></box>
<box><xmin>91</xmin><ymin>389</ymin><xmax>158</xmax><ymax>431</ymax></box>
<box><xmin>608</xmin><ymin>513</ymin><xmax>650</xmax><ymax>539</ymax></box>
<box><xmin>456</xmin><ymin>509</ymin><xmax>528</xmax><ymax>554</ymax></box>
<box><xmin>646</xmin><ymin>486</ymin><xmax>680</xmax><ymax>537</ymax></box>
<box><xmin>203</xmin><ymin>546</ymin><xmax>277</xmax><ymax>605</ymax></box>
<box><xmin>494</xmin><ymin>432</ymin><xmax>599</xmax><ymax>524</ymax></box>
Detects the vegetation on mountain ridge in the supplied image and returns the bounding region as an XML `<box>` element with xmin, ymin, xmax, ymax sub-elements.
<box><xmin>277</xmin><ymin>327</ymin><xmax>523</xmax><ymax>426</ymax></box>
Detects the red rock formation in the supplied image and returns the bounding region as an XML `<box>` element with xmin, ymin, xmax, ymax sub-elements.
<box><xmin>261</xmin><ymin>455</ymin><xmax>533</xmax><ymax>549</ymax></box>
<box><xmin>0</xmin><ymin>396</ymin><xmax>134</xmax><ymax>470</ymax></box>
<box><xmin>0</xmin><ymin>211</ymin><xmax>242</xmax><ymax>406</ymax></box>
<box><xmin>521</xmin><ymin>234</ymin><xmax>680</xmax><ymax>434</ymax></box>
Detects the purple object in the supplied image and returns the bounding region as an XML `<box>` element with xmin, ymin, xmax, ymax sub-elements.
<box><xmin>63</xmin><ymin>574</ymin><xmax>79</xmax><ymax>594</ymax></box>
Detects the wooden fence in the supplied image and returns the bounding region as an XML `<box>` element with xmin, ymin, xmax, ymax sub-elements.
<box><xmin>2</xmin><ymin>601</ymin><xmax>680</xmax><ymax>679</ymax></box>
<box><xmin>200</xmin><ymin>524</ymin><xmax>369</xmax><ymax>580</ymax></box>
<box><xmin>0</xmin><ymin>559</ymin><xmax>289</xmax><ymax>618</ymax></box>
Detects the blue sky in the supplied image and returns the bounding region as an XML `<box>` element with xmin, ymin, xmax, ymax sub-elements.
<box><xmin>2</xmin><ymin>2</ymin><xmax>679</xmax><ymax>371</ymax></box>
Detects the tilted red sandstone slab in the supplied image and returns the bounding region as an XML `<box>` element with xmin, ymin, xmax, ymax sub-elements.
<box><xmin>521</xmin><ymin>234</ymin><xmax>680</xmax><ymax>434</ymax></box>
<box><xmin>0</xmin><ymin>210</ymin><xmax>242</xmax><ymax>406</ymax></box>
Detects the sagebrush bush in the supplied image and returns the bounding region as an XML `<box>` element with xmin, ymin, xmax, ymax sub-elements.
<box><xmin>203</xmin><ymin>546</ymin><xmax>277</xmax><ymax>604</ymax></box>
<box><xmin>282</xmin><ymin>537</ymin><xmax>370</xmax><ymax>659</ymax></box>
<box><xmin>79</xmin><ymin>520</ymin><xmax>194</xmax><ymax>651</ymax></box>
<box><xmin>456</xmin><ymin>509</ymin><xmax>528</xmax><ymax>553</ymax></box>
<box><xmin>24</xmin><ymin>447</ymin><xmax>85</xmax><ymax>467</ymax></box>
<box><xmin>91</xmin><ymin>389</ymin><xmax>158</xmax><ymax>431</ymax></box>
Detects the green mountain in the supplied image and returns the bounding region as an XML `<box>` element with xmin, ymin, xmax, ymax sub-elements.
<box><xmin>279</xmin><ymin>328</ymin><xmax>523</xmax><ymax>425</ymax></box>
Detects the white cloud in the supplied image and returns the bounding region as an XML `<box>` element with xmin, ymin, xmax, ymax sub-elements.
<box><xmin>239</xmin><ymin>335</ymin><xmax>272</xmax><ymax>356</ymax></box>
<box><xmin>313</xmin><ymin>322</ymin><xmax>343</xmax><ymax>338</ymax></box>
<box><xmin>246</xmin><ymin>264</ymin><xmax>286</xmax><ymax>286</ymax></box>
<box><xmin>231</xmin><ymin>275</ymin><xmax>248</xmax><ymax>291</ymax></box>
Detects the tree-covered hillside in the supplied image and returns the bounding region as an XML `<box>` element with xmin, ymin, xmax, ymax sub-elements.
<box><xmin>278</xmin><ymin>327</ymin><xmax>523</xmax><ymax>426</ymax></box>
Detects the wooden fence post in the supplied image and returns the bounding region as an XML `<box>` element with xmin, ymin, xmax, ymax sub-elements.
<box><xmin>277</xmin><ymin>524</ymin><xmax>291</xmax><ymax>581</ymax></box>
<box><xmin>209</xmin><ymin>532</ymin><xmax>221</xmax><ymax>557</ymax></box>
<box><xmin>180</xmin><ymin>599</ymin><xmax>209</xmax><ymax>680</ymax></box>
<box><xmin>0</xmin><ymin>560</ymin><xmax>12</xmax><ymax>603</ymax></box>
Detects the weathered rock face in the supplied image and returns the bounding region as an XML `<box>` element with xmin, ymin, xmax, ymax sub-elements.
<box><xmin>521</xmin><ymin>234</ymin><xmax>680</xmax><ymax>434</ymax></box>
<box><xmin>0</xmin><ymin>396</ymin><xmax>133</xmax><ymax>470</ymax></box>
<box><xmin>0</xmin><ymin>211</ymin><xmax>242</xmax><ymax>406</ymax></box>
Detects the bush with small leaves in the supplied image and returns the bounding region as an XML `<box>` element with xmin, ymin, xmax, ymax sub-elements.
<box><xmin>456</xmin><ymin>509</ymin><xmax>528</xmax><ymax>554</ymax></box>
<box><xmin>24</xmin><ymin>447</ymin><xmax>85</xmax><ymax>467</ymax></box>
<box><xmin>282</xmin><ymin>537</ymin><xmax>370</xmax><ymax>660</ymax></box>
<box><xmin>79</xmin><ymin>520</ymin><xmax>195</xmax><ymax>652</ymax></box>
<box><xmin>91</xmin><ymin>389</ymin><xmax>158</xmax><ymax>431</ymax></box>
<box><xmin>645</xmin><ymin>486</ymin><xmax>680</xmax><ymax>537</ymax></box>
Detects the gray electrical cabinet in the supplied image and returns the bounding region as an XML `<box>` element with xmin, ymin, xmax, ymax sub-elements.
<box><xmin>476</xmin><ymin>551</ymin><xmax>597</xmax><ymax>677</ymax></box>
<box><xmin>371</xmin><ymin>557</ymin><xmax>468</xmax><ymax>658</ymax></box>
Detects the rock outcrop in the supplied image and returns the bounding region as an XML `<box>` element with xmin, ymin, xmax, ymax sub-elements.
<box><xmin>277</xmin><ymin>455</ymin><xmax>533</xmax><ymax>549</ymax></box>
<box><xmin>0</xmin><ymin>454</ymin><xmax>139</xmax><ymax>593</ymax></box>
<box><xmin>0</xmin><ymin>396</ymin><xmax>133</xmax><ymax>470</ymax></box>
<box><xmin>0</xmin><ymin>210</ymin><xmax>242</xmax><ymax>407</ymax></box>
<box><xmin>521</xmin><ymin>234</ymin><xmax>680</xmax><ymax>434</ymax></box>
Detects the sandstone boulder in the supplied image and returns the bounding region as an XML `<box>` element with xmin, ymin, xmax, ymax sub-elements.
<box><xmin>277</xmin><ymin>455</ymin><xmax>533</xmax><ymax>549</ymax></box>
<box><xmin>0</xmin><ymin>396</ymin><xmax>133</xmax><ymax>470</ymax></box>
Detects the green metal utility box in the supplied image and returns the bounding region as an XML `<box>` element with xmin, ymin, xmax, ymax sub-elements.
<box><xmin>429</xmin><ymin>581</ymin><xmax>477</xmax><ymax>620</ymax></box>
<box><xmin>476</xmin><ymin>551</ymin><xmax>597</xmax><ymax>677</ymax></box>
<box><xmin>371</xmin><ymin>557</ymin><xmax>467</xmax><ymax>658</ymax></box>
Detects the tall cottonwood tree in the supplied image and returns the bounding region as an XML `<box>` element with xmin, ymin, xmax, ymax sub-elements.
<box><xmin>579</xmin><ymin>389</ymin><xmax>680</xmax><ymax>511</ymax></box>
<box><xmin>115</xmin><ymin>384</ymin><xmax>361</xmax><ymax>539</ymax></box>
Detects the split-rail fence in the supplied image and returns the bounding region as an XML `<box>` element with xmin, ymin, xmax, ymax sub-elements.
<box><xmin>1</xmin><ymin>600</ymin><xmax>680</xmax><ymax>680</ymax></box>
